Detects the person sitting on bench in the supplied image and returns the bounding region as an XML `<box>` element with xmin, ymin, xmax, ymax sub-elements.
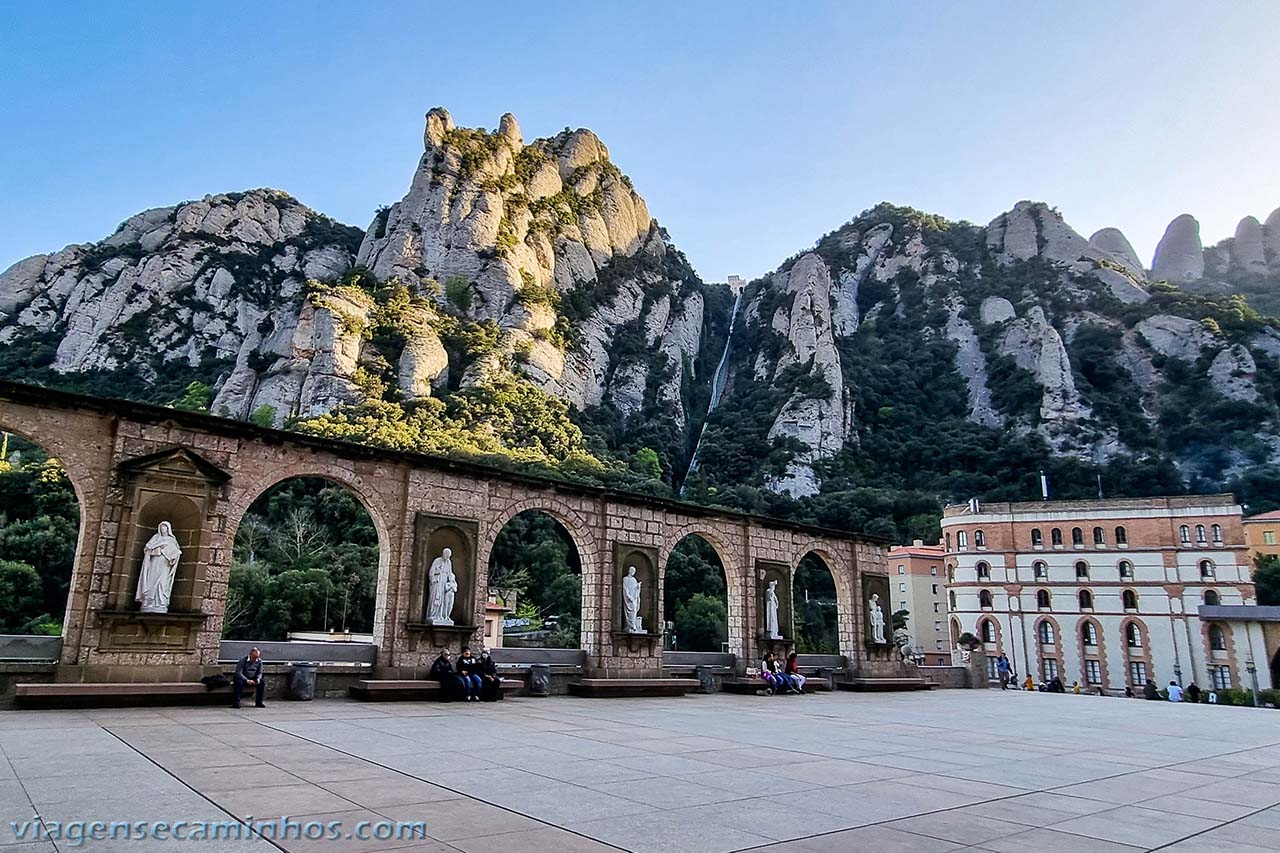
<box><xmin>456</xmin><ymin>646</ymin><xmax>483</xmax><ymax>702</ymax></box>
<box><xmin>477</xmin><ymin>648</ymin><xmax>503</xmax><ymax>701</ymax></box>
<box><xmin>430</xmin><ymin>650</ymin><xmax>465</xmax><ymax>701</ymax></box>
<box><xmin>233</xmin><ymin>647</ymin><xmax>266</xmax><ymax>709</ymax></box>
<box><xmin>784</xmin><ymin>651</ymin><xmax>806</xmax><ymax>693</ymax></box>
<box><xmin>759</xmin><ymin>652</ymin><xmax>788</xmax><ymax>694</ymax></box>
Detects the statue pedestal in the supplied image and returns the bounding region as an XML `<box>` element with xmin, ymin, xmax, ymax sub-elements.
<box><xmin>405</xmin><ymin>622</ymin><xmax>477</xmax><ymax>649</ymax></box>
<box><xmin>610</xmin><ymin>630</ymin><xmax>662</xmax><ymax>653</ymax></box>
<box><xmin>95</xmin><ymin>610</ymin><xmax>207</xmax><ymax>654</ymax></box>
<box><xmin>756</xmin><ymin>633</ymin><xmax>794</xmax><ymax>658</ymax></box>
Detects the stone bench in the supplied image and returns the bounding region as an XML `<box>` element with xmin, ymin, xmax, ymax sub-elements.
<box><xmin>15</xmin><ymin>681</ymin><xmax>231</xmax><ymax>709</ymax></box>
<box><xmin>721</xmin><ymin>676</ymin><xmax>826</xmax><ymax>695</ymax></box>
<box><xmin>348</xmin><ymin>678</ymin><xmax>522</xmax><ymax>701</ymax></box>
<box><xmin>837</xmin><ymin>677</ymin><xmax>935</xmax><ymax>692</ymax></box>
<box><xmin>567</xmin><ymin>678</ymin><xmax>698</xmax><ymax>698</ymax></box>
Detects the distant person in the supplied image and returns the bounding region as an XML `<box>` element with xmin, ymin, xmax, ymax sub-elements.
<box><xmin>784</xmin><ymin>652</ymin><xmax>806</xmax><ymax>693</ymax></box>
<box><xmin>1167</xmin><ymin>681</ymin><xmax>1184</xmax><ymax>702</ymax></box>
<box><xmin>1071</xmin><ymin>681</ymin><xmax>1082</xmax><ymax>695</ymax></box>
<box><xmin>1185</xmin><ymin>683</ymin><xmax>1201</xmax><ymax>703</ymax></box>
<box><xmin>1143</xmin><ymin>680</ymin><xmax>1160</xmax><ymax>700</ymax></box>
<box><xmin>430</xmin><ymin>650</ymin><xmax>464</xmax><ymax>701</ymax></box>
<box><xmin>1024</xmin><ymin>674</ymin><xmax>1035</xmax><ymax>691</ymax></box>
<box><xmin>1049</xmin><ymin>676</ymin><xmax>1065</xmax><ymax>694</ymax></box>
<box><xmin>477</xmin><ymin>648</ymin><xmax>503</xmax><ymax>701</ymax></box>
<box><xmin>456</xmin><ymin>646</ymin><xmax>482</xmax><ymax>701</ymax></box>
<box><xmin>233</xmin><ymin>646</ymin><xmax>266</xmax><ymax>709</ymax></box>
<box><xmin>769</xmin><ymin>654</ymin><xmax>796</xmax><ymax>694</ymax></box>
<box><xmin>1124</xmin><ymin>685</ymin><xmax>1135</xmax><ymax>698</ymax></box>
<box><xmin>1208</xmin><ymin>690</ymin><xmax>1218</xmax><ymax>704</ymax></box>
<box><xmin>997</xmin><ymin>654</ymin><xmax>1011</xmax><ymax>690</ymax></box>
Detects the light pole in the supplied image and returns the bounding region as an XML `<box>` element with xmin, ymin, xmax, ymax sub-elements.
<box><xmin>1173</xmin><ymin>663</ymin><xmax>1182</xmax><ymax>685</ymax></box>
<box><xmin>1247</xmin><ymin>658</ymin><xmax>1259</xmax><ymax>708</ymax></box>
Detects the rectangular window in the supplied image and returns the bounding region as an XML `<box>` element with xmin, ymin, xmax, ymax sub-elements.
<box><xmin>1129</xmin><ymin>661</ymin><xmax>1148</xmax><ymax>687</ymax></box>
<box><xmin>935</xmin><ymin>641</ymin><xmax>943</xmax><ymax>650</ymax></box>
<box><xmin>1211</xmin><ymin>665</ymin><xmax>1231</xmax><ymax>690</ymax></box>
<box><xmin>899</xmin><ymin>582</ymin><xmax>907</xmax><ymax>592</ymax></box>
<box><xmin>899</xmin><ymin>600</ymin><xmax>907</xmax><ymax>611</ymax></box>
<box><xmin>933</xmin><ymin>603</ymin><xmax>940</xmax><ymax>613</ymax></box>
<box><xmin>987</xmin><ymin>657</ymin><xmax>999</xmax><ymax>679</ymax></box>
<box><xmin>931</xmin><ymin>566</ymin><xmax>938</xmax><ymax>576</ymax></box>
<box><xmin>1085</xmin><ymin>660</ymin><xmax>1102</xmax><ymax>685</ymax></box>
<box><xmin>898</xmin><ymin>565</ymin><xmax>905</xmax><ymax>575</ymax></box>
<box><xmin>1042</xmin><ymin>658</ymin><xmax>1059</xmax><ymax>681</ymax></box>
<box><xmin>931</xmin><ymin>584</ymin><xmax>939</xmax><ymax>594</ymax></box>
<box><xmin>1265</xmin><ymin>531</ymin><xmax>1277</xmax><ymax>546</ymax></box>
<box><xmin>933</xmin><ymin>621</ymin><xmax>942</xmax><ymax>632</ymax></box>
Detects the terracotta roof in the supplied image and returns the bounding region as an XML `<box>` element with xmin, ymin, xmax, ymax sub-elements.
<box><xmin>1245</xmin><ymin>510</ymin><xmax>1280</xmax><ymax>522</ymax></box>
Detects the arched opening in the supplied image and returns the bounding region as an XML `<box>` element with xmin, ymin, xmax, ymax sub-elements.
<box><xmin>794</xmin><ymin>552</ymin><xmax>838</xmax><ymax>653</ymax></box>
<box><xmin>1033</xmin><ymin>560</ymin><xmax>1047</xmax><ymax>579</ymax></box>
<box><xmin>1081</xmin><ymin>620</ymin><xmax>1098</xmax><ymax>646</ymax></box>
<box><xmin>979</xmin><ymin>589</ymin><xmax>993</xmax><ymax>608</ymax></box>
<box><xmin>1208</xmin><ymin>624</ymin><xmax>1226</xmax><ymax>651</ymax></box>
<box><xmin>488</xmin><ymin>510</ymin><xmax>582</xmax><ymax>648</ymax></box>
<box><xmin>1118</xmin><ymin>560</ymin><xmax>1133</xmax><ymax>578</ymax></box>
<box><xmin>224</xmin><ymin>477</ymin><xmax>379</xmax><ymax>641</ymax></box>
<box><xmin>979</xmin><ymin>617</ymin><xmax>997</xmax><ymax>644</ymax></box>
<box><xmin>1199</xmin><ymin>559</ymin><xmax>1216</xmax><ymax>579</ymax></box>
<box><xmin>0</xmin><ymin>431</ymin><xmax>81</xmax><ymax>637</ymax></box>
<box><xmin>1204</xmin><ymin>589</ymin><xmax>1220</xmax><ymax>606</ymax></box>
<box><xmin>1078</xmin><ymin>589</ymin><xmax>1093</xmax><ymax>610</ymax></box>
<box><xmin>1115</xmin><ymin>525</ymin><xmax>1128</xmax><ymax>546</ymax></box>
<box><xmin>1036</xmin><ymin>589</ymin><xmax>1051</xmax><ymax>610</ymax></box>
<box><xmin>664</xmin><ymin>535</ymin><xmax>727</xmax><ymax>652</ymax></box>
<box><xmin>976</xmin><ymin>561</ymin><xmax>990</xmax><ymax>579</ymax></box>
<box><xmin>1051</xmin><ymin>527</ymin><xmax>1063</xmax><ymax>547</ymax></box>
<box><xmin>1122</xmin><ymin>589</ymin><xmax>1138</xmax><ymax>611</ymax></box>
<box><xmin>1031</xmin><ymin>528</ymin><xmax>1043</xmax><ymax>547</ymax></box>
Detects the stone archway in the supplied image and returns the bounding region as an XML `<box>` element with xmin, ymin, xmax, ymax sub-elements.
<box><xmin>794</xmin><ymin>550</ymin><xmax>840</xmax><ymax>655</ymax></box>
<box><xmin>663</xmin><ymin>533</ymin><xmax>730</xmax><ymax>652</ymax></box>
<box><xmin>486</xmin><ymin>508</ymin><xmax>584</xmax><ymax>650</ymax></box>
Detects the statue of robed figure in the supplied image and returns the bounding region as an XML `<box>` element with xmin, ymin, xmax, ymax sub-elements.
<box><xmin>136</xmin><ymin>521</ymin><xmax>182</xmax><ymax>613</ymax></box>
<box><xmin>427</xmin><ymin>548</ymin><xmax>457</xmax><ymax>625</ymax></box>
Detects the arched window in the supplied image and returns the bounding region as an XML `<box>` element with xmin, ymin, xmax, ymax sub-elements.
<box><xmin>1211</xmin><ymin>524</ymin><xmax>1222</xmax><ymax>543</ymax></box>
<box><xmin>1093</xmin><ymin>526</ymin><xmax>1105</xmax><ymax>546</ymax></box>
<box><xmin>1082</xmin><ymin>621</ymin><xmax>1098</xmax><ymax>646</ymax></box>
<box><xmin>957</xmin><ymin>531</ymin><xmax>968</xmax><ymax>550</ymax></box>
<box><xmin>1079</xmin><ymin>590</ymin><xmax>1093</xmax><ymax>610</ymax></box>
<box><xmin>1038</xmin><ymin>620</ymin><xmax>1055</xmax><ymax>644</ymax></box>
<box><xmin>1118</xmin><ymin>560</ymin><xmax>1133</xmax><ymax>579</ymax></box>
<box><xmin>1031</xmin><ymin>528</ymin><xmax>1043</xmax><ymax>547</ymax></box>
<box><xmin>1200</xmin><ymin>559</ymin><xmax>1215</xmax><ymax>579</ymax></box>
<box><xmin>1075</xmin><ymin>561</ymin><xmax>1090</xmax><ymax>580</ymax></box>
<box><xmin>1033</xmin><ymin>560</ymin><xmax>1047</xmax><ymax>579</ymax></box>
<box><xmin>1122</xmin><ymin>589</ymin><xmax>1138</xmax><ymax>610</ymax></box>
<box><xmin>974</xmin><ymin>530</ymin><xmax>986</xmax><ymax>548</ymax></box>
<box><xmin>1037</xmin><ymin>589</ymin><xmax>1051</xmax><ymax>610</ymax></box>
<box><xmin>1204</xmin><ymin>589</ymin><xmax>1220</xmax><ymax>606</ymax></box>
<box><xmin>1195</xmin><ymin>525</ymin><xmax>1207</xmax><ymax>545</ymax></box>
<box><xmin>1126</xmin><ymin>622</ymin><xmax>1143</xmax><ymax>647</ymax></box>
<box><xmin>947</xmin><ymin>565</ymin><xmax>955</xmax><ymax>583</ymax></box>
<box><xmin>980</xmin><ymin>618</ymin><xmax>996</xmax><ymax>644</ymax></box>
<box><xmin>976</xmin><ymin>561</ymin><xmax>990</xmax><ymax>579</ymax></box>
<box><xmin>1209</xmin><ymin>624</ymin><xmax>1226</xmax><ymax>651</ymax></box>
<box><xmin>979</xmin><ymin>589</ymin><xmax>993</xmax><ymax>608</ymax></box>
<box><xmin>1179</xmin><ymin>525</ymin><xmax>1190</xmax><ymax>545</ymax></box>
<box><xmin>1071</xmin><ymin>527</ymin><xmax>1084</xmax><ymax>547</ymax></box>
<box><xmin>945</xmin><ymin>532</ymin><xmax>952</xmax><ymax>550</ymax></box>
<box><xmin>1115</xmin><ymin>526</ymin><xmax>1128</xmax><ymax>546</ymax></box>
<box><xmin>1051</xmin><ymin>528</ymin><xmax>1063</xmax><ymax>547</ymax></box>
<box><xmin>949</xmin><ymin>590</ymin><xmax>957</xmax><ymax>609</ymax></box>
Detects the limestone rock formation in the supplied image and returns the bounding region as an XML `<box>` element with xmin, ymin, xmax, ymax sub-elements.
<box><xmin>946</xmin><ymin>297</ymin><xmax>1001</xmax><ymax>428</ymax></box>
<box><xmin>995</xmin><ymin>306</ymin><xmax>1090</xmax><ymax>428</ymax></box>
<box><xmin>1134</xmin><ymin>315</ymin><xmax>1215</xmax><ymax>361</ymax></box>
<box><xmin>1265</xmin><ymin>208</ymin><xmax>1280</xmax><ymax>265</ymax></box>
<box><xmin>1151</xmin><ymin>214</ymin><xmax>1205</xmax><ymax>283</ymax></box>
<box><xmin>1231</xmin><ymin>216</ymin><xmax>1268</xmax><ymax>274</ymax></box>
<box><xmin>1088</xmin><ymin>228</ymin><xmax>1146</xmax><ymax>280</ymax></box>
<box><xmin>759</xmin><ymin>253</ymin><xmax>853</xmax><ymax>496</ymax></box>
<box><xmin>1208</xmin><ymin>344</ymin><xmax>1260</xmax><ymax>403</ymax></box>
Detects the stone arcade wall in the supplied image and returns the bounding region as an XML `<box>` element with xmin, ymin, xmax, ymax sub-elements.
<box><xmin>0</xmin><ymin>381</ymin><xmax>890</xmax><ymax>682</ymax></box>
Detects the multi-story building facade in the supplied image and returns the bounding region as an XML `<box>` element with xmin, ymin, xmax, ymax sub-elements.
<box><xmin>1242</xmin><ymin>510</ymin><xmax>1280</xmax><ymax>561</ymax></box>
<box><xmin>887</xmin><ymin>540</ymin><xmax>950</xmax><ymax>665</ymax></box>
<box><xmin>942</xmin><ymin>495</ymin><xmax>1270</xmax><ymax>694</ymax></box>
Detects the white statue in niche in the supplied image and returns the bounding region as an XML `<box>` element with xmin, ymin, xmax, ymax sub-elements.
<box><xmin>426</xmin><ymin>547</ymin><xmax>458</xmax><ymax>625</ymax></box>
<box><xmin>622</xmin><ymin>566</ymin><xmax>644</xmax><ymax>633</ymax></box>
<box><xmin>868</xmin><ymin>592</ymin><xmax>887</xmax><ymax>644</ymax></box>
<box><xmin>135</xmin><ymin>521</ymin><xmax>182</xmax><ymax>613</ymax></box>
<box><xmin>764</xmin><ymin>579</ymin><xmax>782</xmax><ymax>639</ymax></box>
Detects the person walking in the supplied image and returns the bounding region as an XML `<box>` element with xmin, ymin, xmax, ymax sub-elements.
<box><xmin>997</xmin><ymin>654</ymin><xmax>1011</xmax><ymax>690</ymax></box>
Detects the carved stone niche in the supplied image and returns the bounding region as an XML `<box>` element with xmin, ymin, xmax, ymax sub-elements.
<box><xmin>406</xmin><ymin>513</ymin><xmax>479</xmax><ymax>649</ymax></box>
<box><xmin>862</xmin><ymin>572</ymin><xmax>893</xmax><ymax>648</ymax></box>
<box><xmin>755</xmin><ymin>560</ymin><xmax>795</xmax><ymax>657</ymax></box>
<box><xmin>613</xmin><ymin>542</ymin><xmax>661</xmax><ymax>650</ymax></box>
<box><xmin>99</xmin><ymin>447</ymin><xmax>229</xmax><ymax>653</ymax></box>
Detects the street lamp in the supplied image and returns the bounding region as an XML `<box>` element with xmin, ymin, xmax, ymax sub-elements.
<box><xmin>1247</xmin><ymin>658</ymin><xmax>1259</xmax><ymax>708</ymax></box>
<box><xmin>1173</xmin><ymin>664</ymin><xmax>1182</xmax><ymax>685</ymax></box>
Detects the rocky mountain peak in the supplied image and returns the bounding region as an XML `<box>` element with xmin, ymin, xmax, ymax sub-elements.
<box><xmin>1151</xmin><ymin>213</ymin><xmax>1204</xmax><ymax>282</ymax></box>
<box><xmin>1088</xmin><ymin>227</ymin><xmax>1145</xmax><ymax>280</ymax></box>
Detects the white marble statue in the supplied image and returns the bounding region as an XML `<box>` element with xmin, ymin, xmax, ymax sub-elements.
<box><xmin>426</xmin><ymin>547</ymin><xmax>457</xmax><ymax>625</ymax></box>
<box><xmin>764</xmin><ymin>579</ymin><xmax>782</xmax><ymax>639</ymax></box>
<box><xmin>868</xmin><ymin>593</ymin><xmax>887</xmax><ymax>644</ymax></box>
<box><xmin>622</xmin><ymin>566</ymin><xmax>644</xmax><ymax>633</ymax></box>
<box><xmin>135</xmin><ymin>521</ymin><xmax>181</xmax><ymax>613</ymax></box>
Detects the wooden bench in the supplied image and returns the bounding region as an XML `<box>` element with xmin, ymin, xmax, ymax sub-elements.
<box><xmin>837</xmin><ymin>677</ymin><xmax>935</xmax><ymax>692</ymax></box>
<box><xmin>15</xmin><ymin>681</ymin><xmax>231</xmax><ymax>709</ymax></box>
<box><xmin>348</xmin><ymin>678</ymin><xmax>523</xmax><ymax>701</ymax></box>
<box><xmin>567</xmin><ymin>678</ymin><xmax>698</xmax><ymax>698</ymax></box>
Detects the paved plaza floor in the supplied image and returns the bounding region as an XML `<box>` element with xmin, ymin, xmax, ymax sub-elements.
<box><xmin>2</xmin><ymin>690</ymin><xmax>1279</xmax><ymax>852</ymax></box>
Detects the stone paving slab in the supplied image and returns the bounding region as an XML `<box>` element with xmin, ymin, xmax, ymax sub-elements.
<box><xmin>2</xmin><ymin>690</ymin><xmax>1280</xmax><ymax>851</ymax></box>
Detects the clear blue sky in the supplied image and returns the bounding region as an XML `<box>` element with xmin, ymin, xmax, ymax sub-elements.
<box><xmin>2</xmin><ymin>2</ymin><xmax>1277</xmax><ymax>283</ymax></box>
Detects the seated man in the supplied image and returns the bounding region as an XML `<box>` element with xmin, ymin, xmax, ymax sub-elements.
<box><xmin>429</xmin><ymin>650</ymin><xmax>465</xmax><ymax>701</ymax></box>
<box><xmin>233</xmin><ymin>647</ymin><xmax>266</xmax><ymax>709</ymax></box>
<box><xmin>456</xmin><ymin>646</ymin><xmax>483</xmax><ymax>702</ymax></box>
<box><xmin>477</xmin><ymin>648</ymin><xmax>503</xmax><ymax>701</ymax></box>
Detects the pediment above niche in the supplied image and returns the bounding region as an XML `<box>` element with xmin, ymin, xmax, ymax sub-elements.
<box><xmin>117</xmin><ymin>446</ymin><xmax>232</xmax><ymax>485</ymax></box>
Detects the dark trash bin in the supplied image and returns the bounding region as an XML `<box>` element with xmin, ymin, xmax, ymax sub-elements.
<box><xmin>529</xmin><ymin>663</ymin><xmax>551</xmax><ymax>696</ymax></box>
<box><xmin>287</xmin><ymin>662</ymin><xmax>317</xmax><ymax>701</ymax></box>
<box><xmin>694</xmin><ymin>665</ymin><xmax>717</xmax><ymax>694</ymax></box>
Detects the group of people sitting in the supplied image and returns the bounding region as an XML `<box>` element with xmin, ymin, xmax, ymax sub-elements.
<box><xmin>758</xmin><ymin>651</ymin><xmax>808</xmax><ymax>695</ymax></box>
<box><xmin>429</xmin><ymin>646</ymin><xmax>503</xmax><ymax>701</ymax></box>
